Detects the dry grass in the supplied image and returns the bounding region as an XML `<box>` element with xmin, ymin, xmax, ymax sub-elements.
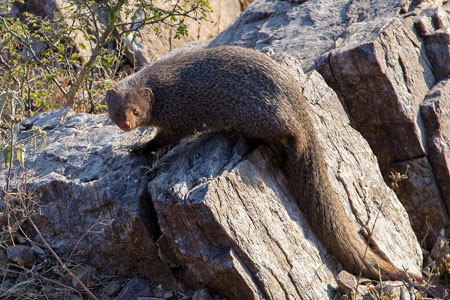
<box><xmin>0</xmin><ymin>178</ymin><xmax>114</xmax><ymax>300</ymax></box>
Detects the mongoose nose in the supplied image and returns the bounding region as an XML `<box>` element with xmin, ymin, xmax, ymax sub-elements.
<box><xmin>121</xmin><ymin>121</ymin><xmax>132</xmax><ymax>130</ymax></box>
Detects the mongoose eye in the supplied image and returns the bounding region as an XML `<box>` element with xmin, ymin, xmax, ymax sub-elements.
<box><xmin>133</xmin><ymin>109</ymin><xmax>140</xmax><ymax>116</ymax></box>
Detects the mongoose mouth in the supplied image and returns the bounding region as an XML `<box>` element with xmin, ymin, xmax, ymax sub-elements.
<box><xmin>119</xmin><ymin>122</ymin><xmax>135</xmax><ymax>131</ymax></box>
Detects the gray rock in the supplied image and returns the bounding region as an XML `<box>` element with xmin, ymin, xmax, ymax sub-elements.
<box><xmin>6</xmin><ymin>245</ymin><xmax>35</xmax><ymax>268</ymax></box>
<box><xmin>102</xmin><ymin>280</ymin><xmax>122</xmax><ymax>298</ymax></box>
<box><xmin>386</xmin><ymin>158</ymin><xmax>449</xmax><ymax>248</ymax></box>
<box><xmin>150</xmin><ymin>134</ymin><xmax>340</xmax><ymax>300</ymax></box>
<box><xmin>337</xmin><ymin>270</ymin><xmax>358</xmax><ymax>294</ymax></box>
<box><xmin>209</xmin><ymin>2</ymin><xmax>450</xmax><ymax>254</ymax></box>
<box><xmin>421</xmin><ymin>77</ymin><xmax>450</xmax><ymax>213</ymax></box>
<box><xmin>317</xmin><ymin>17</ymin><xmax>434</xmax><ymax>170</ymax></box>
<box><xmin>303</xmin><ymin>69</ymin><xmax>422</xmax><ymax>277</ymax></box>
<box><xmin>1</xmin><ymin>110</ymin><xmax>175</xmax><ymax>288</ymax></box>
<box><xmin>112</xmin><ymin>278</ymin><xmax>151</xmax><ymax>300</ymax></box>
<box><xmin>209</xmin><ymin>0</ymin><xmax>408</xmax><ymax>71</ymax></box>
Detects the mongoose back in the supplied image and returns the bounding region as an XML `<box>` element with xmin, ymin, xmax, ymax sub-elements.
<box><xmin>106</xmin><ymin>46</ymin><xmax>421</xmax><ymax>281</ymax></box>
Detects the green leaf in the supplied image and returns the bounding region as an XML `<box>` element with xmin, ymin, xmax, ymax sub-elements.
<box><xmin>3</xmin><ymin>145</ymin><xmax>11</xmax><ymax>168</ymax></box>
<box><xmin>14</xmin><ymin>95</ymin><xmax>25</xmax><ymax>113</ymax></box>
<box><xmin>0</xmin><ymin>92</ymin><xmax>8</xmax><ymax>120</ymax></box>
<box><xmin>16</xmin><ymin>144</ymin><xmax>25</xmax><ymax>168</ymax></box>
<box><xmin>36</xmin><ymin>137</ymin><xmax>46</xmax><ymax>152</ymax></box>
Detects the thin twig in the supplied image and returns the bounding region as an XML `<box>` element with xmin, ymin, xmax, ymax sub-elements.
<box><xmin>0</xmin><ymin>16</ymin><xmax>68</xmax><ymax>97</ymax></box>
<box><xmin>28</xmin><ymin>218</ymin><xmax>100</xmax><ymax>300</ymax></box>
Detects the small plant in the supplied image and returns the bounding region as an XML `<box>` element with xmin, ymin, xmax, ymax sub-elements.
<box><xmin>0</xmin><ymin>90</ymin><xmax>111</xmax><ymax>299</ymax></box>
<box><xmin>0</xmin><ymin>90</ymin><xmax>46</xmax><ymax>190</ymax></box>
<box><xmin>388</xmin><ymin>165</ymin><xmax>409</xmax><ymax>191</ymax></box>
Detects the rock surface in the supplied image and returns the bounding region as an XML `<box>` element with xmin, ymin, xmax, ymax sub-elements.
<box><xmin>2</xmin><ymin>108</ymin><xmax>176</xmax><ymax>288</ymax></box>
<box><xmin>421</xmin><ymin>78</ymin><xmax>450</xmax><ymax>214</ymax></box>
<box><xmin>209</xmin><ymin>0</ymin><xmax>408</xmax><ymax>71</ymax></box>
<box><xmin>386</xmin><ymin>158</ymin><xmax>449</xmax><ymax>247</ymax></box>
<box><xmin>150</xmin><ymin>134</ymin><xmax>339</xmax><ymax>299</ymax></box>
<box><xmin>414</xmin><ymin>6</ymin><xmax>450</xmax><ymax>81</ymax></box>
<box><xmin>6</xmin><ymin>245</ymin><xmax>35</xmax><ymax>268</ymax></box>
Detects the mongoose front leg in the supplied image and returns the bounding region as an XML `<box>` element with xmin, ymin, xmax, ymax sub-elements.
<box><xmin>132</xmin><ymin>128</ymin><xmax>188</xmax><ymax>154</ymax></box>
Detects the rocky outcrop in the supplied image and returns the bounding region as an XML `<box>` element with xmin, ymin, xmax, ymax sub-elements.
<box><xmin>2</xmin><ymin>61</ymin><xmax>423</xmax><ymax>299</ymax></box>
<box><xmin>421</xmin><ymin>78</ymin><xmax>450</xmax><ymax>222</ymax></box>
<box><xmin>209</xmin><ymin>0</ymin><xmax>450</xmax><ymax>249</ymax></box>
<box><xmin>148</xmin><ymin>57</ymin><xmax>422</xmax><ymax>299</ymax></box>
<box><xmin>209</xmin><ymin>0</ymin><xmax>408</xmax><ymax>71</ymax></box>
<box><xmin>3</xmin><ymin>0</ymin><xmax>450</xmax><ymax>299</ymax></box>
<box><xmin>3</xmin><ymin>108</ymin><xmax>176</xmax><ymax>289</ymax></box>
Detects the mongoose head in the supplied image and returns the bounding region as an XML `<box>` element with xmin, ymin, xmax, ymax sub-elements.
<box><xmin>106</xmin><ymin>87</ymin><xmax>154</xmax><ymax>131</ymax></box>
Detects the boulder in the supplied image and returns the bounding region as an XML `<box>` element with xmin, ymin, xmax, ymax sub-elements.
<box><xmin>1</xmin><ymin>108</ymin><xmax>176</xmax><ymax>289</ymax></box>
<box><xmin>209</xmin><ymin>0</ymin><xmax>408</xmax><ymax>71</ymax></box>
<box><xmin>421</xmin><ymin>78</ymin><xmax>450</xmax><ymax>213</ymax></box>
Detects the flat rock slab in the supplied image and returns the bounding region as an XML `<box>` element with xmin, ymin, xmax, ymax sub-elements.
<box><xmin>209</xmin><ymin>0</ymin><xmax>407</xmax><ymax>71</ymax></box>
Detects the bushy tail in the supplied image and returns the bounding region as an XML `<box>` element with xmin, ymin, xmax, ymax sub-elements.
<box><xmin>284</xmin><ymin>133</ymin><xmax>420</xmax><ymax>281</ymax></box>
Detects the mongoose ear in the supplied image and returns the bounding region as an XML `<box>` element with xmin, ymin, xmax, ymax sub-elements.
<box><xmin>137</xmin><ymin>87</ymin><xmax>155</xmax><ymax>104</ymax></box>
<box><xmin>105</xmin><ymin>88</ymin><xmax>119</xmax><ymax>103</ymax></box>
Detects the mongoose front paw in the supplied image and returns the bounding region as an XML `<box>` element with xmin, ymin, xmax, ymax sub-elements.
<box><xmin>129</xmin><ymin>141</ymin><xmax>160</xmax><ymax>155</ymax></box>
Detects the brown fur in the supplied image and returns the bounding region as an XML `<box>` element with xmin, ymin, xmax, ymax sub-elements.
<box><xmin>106</xmin><ymin>46</ymin><xmax>421</xmax><ymax>281</ymax></box>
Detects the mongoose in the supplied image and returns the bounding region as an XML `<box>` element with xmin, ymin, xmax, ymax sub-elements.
<box><xmin>106</xmin><ymin>45</ymin><xmax>421</xmax><ymax>281</ymax></box>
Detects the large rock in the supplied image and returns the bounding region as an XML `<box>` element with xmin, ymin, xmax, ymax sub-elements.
<box><xmin>150</xmin><ymin>134</ymin><xmax>340</xmax><ymax>300</ymax></box>
<box><xmin>317</xmin><ymin>17</ymin><xmax>434</xmax><ymax>169</ymax></box>
<box><xmin>314</xmin><ymin>15</ymin><xmax>449</xmax><ymax>246</ymax></box>
<box><xmin>1</xmin><ymin>108</ymin><xmax>176</xmax><ymax>288</ymax></box>
<box><xmin>209</xmin><ymin>0</ymin><xmax>408</xmax><ymax>71</ymax></box>
<box><xmin>421</xmin><ymin>78</ymin><xmax>450</xmax><ymax>213</ymax></box>
<box><xmin>414</xmin><ymin>6</ymin><xmax>450</xmax><ymax>81</ymax></box>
